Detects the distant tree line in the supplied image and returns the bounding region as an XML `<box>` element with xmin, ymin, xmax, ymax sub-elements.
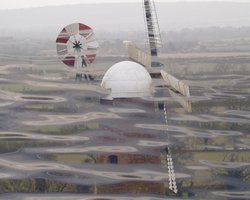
<box><xmin>161</xmin><ymin>27</ymin><xmax>250</xmax><ymax>53</ymax></box>
<box><xmin>165</xmin><ymin>27</ymin><xmax>250</xmax><ymax>42</ymax></box>
<box><xmin>2</xmin><ymin>27</ymin><xmax>250</xmax><ymax>58</ymax></box>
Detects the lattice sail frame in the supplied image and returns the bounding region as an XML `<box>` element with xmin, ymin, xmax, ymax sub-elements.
<box><xmin>143</xmin><ymin>0</ymin><xmax>162</xmax><ymax>56</ymax></box>
<box><xmin>56</xmin><ymin>23</ymin><xmax>98</xmax><ymax>70</ymax></box>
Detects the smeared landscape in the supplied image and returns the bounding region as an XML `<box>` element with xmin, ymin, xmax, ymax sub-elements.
<box><xmin>0</xmin><ymin>1</ymin><xmax>250</xmax><ymax>199</ymax></box>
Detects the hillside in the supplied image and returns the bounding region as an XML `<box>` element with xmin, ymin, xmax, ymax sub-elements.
<box><xmin>1</xmin><ymin>2</ymin><xmax>250</xmax><ymax>39</ymax></box>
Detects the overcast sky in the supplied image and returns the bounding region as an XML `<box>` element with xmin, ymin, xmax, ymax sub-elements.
<box><xmin>1</xmin><ymin>0</ymin><xmax>250</xmax><ymax>10</ymax></box>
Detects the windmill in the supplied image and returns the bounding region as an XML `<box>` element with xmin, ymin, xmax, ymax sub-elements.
<box><xmin>126</xmin><ymin>0</ymin><xmax>194</xmax><ymax>194</ymax></box>
<box><xmin>144</xmin><ymin>0</ymin><xmax>180</xmax><ymax>194</ymax></box>
<box><xmin>56</xmin><ymin>23</ymin><xmax>99</xmax><ymax>81</ymax></box>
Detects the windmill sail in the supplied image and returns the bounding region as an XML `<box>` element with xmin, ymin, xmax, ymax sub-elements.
<box><xmin>161</xmin><ymin>70</ymin><xmax>191</xmax><ymax>98</ymax></box>
<box><xmin>127</xmin><ymin>44</ymin><xmax>152</xmax><ymax>68</ymax></box>
<box><xmin>161</xmin><ymin>103</ymin><xmax>178</xmax><ymax>194</ymax></box>
<box><xmin>143</xmin><ymin>0</ymin><xmax>162</xmax><ymax>57</ymax></box>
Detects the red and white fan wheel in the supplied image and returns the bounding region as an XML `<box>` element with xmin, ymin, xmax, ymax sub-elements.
<box><xmin>56</xmin><ymin>23</ymin><xmax>98</xmax><ymax>70</ymax></box>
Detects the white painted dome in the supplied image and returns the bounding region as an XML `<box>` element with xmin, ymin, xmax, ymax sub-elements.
<box><xmin>101</xmin><ymin>61</ymin><xmax>152</xmax><ymax>99</ymax></box>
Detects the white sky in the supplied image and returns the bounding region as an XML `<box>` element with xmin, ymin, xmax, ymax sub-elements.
<box><xmin>1</xmin><ymin>0</ymin><xmax>250</xmax><ymax>10</ymax></box>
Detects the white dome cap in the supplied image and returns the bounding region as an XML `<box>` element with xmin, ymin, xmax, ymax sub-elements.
<box><xmin>101</xmin><ymin>61</ymin><xmax>152</xmax><ymax>99</ymax></box>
